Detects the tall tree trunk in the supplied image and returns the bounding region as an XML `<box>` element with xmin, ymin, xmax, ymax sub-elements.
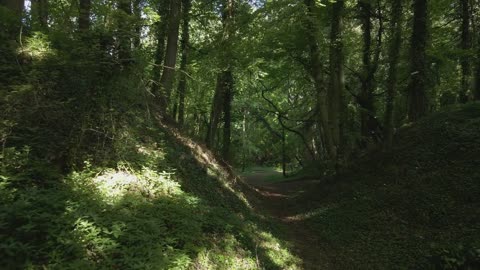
<box><xmin>221</xmin><ymin>0</ymin><xmax>235</xmax><ymax>161</ymax></box>
<box><xmin>118</xmin><ymin>0</ymin><xmax>132</xmax><ymax>65</ymax></box>
<box><xmin>206</xmin><ymin>0</ymin><xmax>235</xmax><ymax>156</ymax></box>
<box><xmin>78</xmin><ymin>0</ymin><xmax>91</xmax><ymax>32</ymax></box>
<box><xmin>474</xmin><ymin>0</ymin><xmax>480</xmax><ymax>100</ymax></box>
<box><xmin>158</xmin><ymin>0</ymin><xmax>181</xmax><ymax>115</ymax></box>
<box><xmin>407</xmin><ymin>0</ymin><xmax>429</xmax><ymax>122</ymax></box>
<box><xmin>459</xmin><ymin>0</ymin><xmax>472</xmax><ymax>103</ymax></box>
<box><xmin>133</xmin><ymin>0</ymin><xmax>142</xmax><ymax>48</ymax></box>
<box><xmin>328</xmin><ymin>0</ymin><xmax>345</xmax><ymax>161</ymax></box>
<box><xmin>241</xmin><ymin>110</ymin><xmax>247</xmax><ymax>172</ymax></box>
<box><xmin>475</xmin><ymin>37</ymin><xmax>480</xmax><ymax>100</ymax></box>
<box><xmin>177</xmin><ymin>0</ymin><xmax>191</xmax><ymax>126</ymax></box>
<box><xmin>282</xmin><ymin>128</ymin><xmax>286</xmax><ymax>177</ymax></box>
<box><xmin>222</xmin><ymin>70</ymin><xmax>233</xmax><ymax>161</ymax></box>
<box><xmin>359</xmin><ymin>0</ymin><xmax>374</xmax><ymax>139</ymax></box>
<box><xmin>303</xmin><ymin>0</ymin><xmax>336</xmax><ymax>160</ymax></box>
<box><xmin>152</xmin><ymin>0</ymin><xmax>169</xmax><ymax>106</ymax></box>
<box><xmin>206</xmin><ymin>74</ymin><xmax>225</xmax><ymax>148</ymax></box>
<box><xmin>384</xmin><ymin>0</ymin><xmax>403</xmax><ymax>149</ymax></box>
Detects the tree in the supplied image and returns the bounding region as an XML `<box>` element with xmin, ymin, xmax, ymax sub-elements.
<box><xmin>221</xmin><ymin>0</ymin><xmax>235</xmax><ymax>161</ymax></box>
<box><xmin>303</xmin><ymin>0</ymin><xmax>335</xmax><ymax>160</ymax></box>
<box><xmin>159</xmin><ymin>0</ymin><xmax>181</xmax><ymax>115</ymax></box>
<box><xmin>78</xmin><ymin>0</ymin><xmax>91</xmax><ymax>32</ymax></box>
<box><xmin>476</xmin><ymin>40</ymin><xmax>480</xmax><ymax>100</ymax></box>
<box><xmin>175</xmin><ymin>0</ymin><xmax>191</xmax><ymax>126</ymax></box>
<box><xmin>408</xmin><ymin>0</ymin><xmax>428</xmax><ymax>121</ymax></box>
<box><xmin>152</xmin><ymin>0</ymin><xmax>169</xmax><ymax>110</ymax></box>
<box><xmin>459</xmin><ymin>0</ymin><xmax>472</xmax><ymax>103</ymax></box>
<box><xmin>384</xmin><ymin>0</ymin><xmax>403</xmax><ymax>149</ymax></box>
<box><xmin>206</xmin><ymin>0</ymin><xmax>235</xmax><ymax>161</ymax></box>
<box><xmin>475</xmin><ymin>8</ymin><xmax>480</xmax><ymax>100</ymax></box>
<box><xmin>357</xmin><ymin>0</ymin><xmax>383</xmax><ymax>142</ymax></box>
<box><xmin>407</xmin><ymin>0</ymin><xmax>429</xmax><ymax>122</ymax></box>
<box><xmin>133</xmin><ymin>0</ymin><xmax>142</xmax><ymax>48</ymax></box>
<box><xmin>118</xmin><ymin>0</ymin><xmax>133</xmax><ymax>65</ymax></box>
<box><xmin>328</xmin><ymin>0</ymin><xmax>345</xmax><ymax>161</ymax></box>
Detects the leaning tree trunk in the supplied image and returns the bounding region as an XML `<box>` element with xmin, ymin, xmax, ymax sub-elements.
<box><xmin>384</xmin><ymin>0</ymin><xmax>403</xmax><ymax>149</ymax></box>
<box><xmin>407</xmin><ymin>0</ymin><xmax>429</xmax><ymax>122</ymax></box>
<box><xmin>158</xmin><ymin>0</ymin><xmax>181</xmax><ymax>115</ymax></box>
<box><xmin>177</xmin><ymin>0</ymin><xmax>191</xmax><ymax>126</ymax></box>
<box><xmin>459</xmin><ymin>0</ymin><xmax>472</xmax><ymax>103</ymax></box>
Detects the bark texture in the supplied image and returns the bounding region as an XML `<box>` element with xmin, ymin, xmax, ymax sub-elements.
<box><xmin>407</xmin><ymin>0</ymin><xmax>429</xmax><ymax>122</ymax></box>
<box><xmin>384</xmin><ymin>0</ymin><xmax>403</xmax><ymax>149</ymax></box>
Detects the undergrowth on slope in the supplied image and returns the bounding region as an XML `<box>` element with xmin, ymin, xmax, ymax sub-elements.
<box><xmin>293</xmin><ymin>103</ymin><xmax>480</xmax><ymax>269</ymax></box>
<box><xmin>0</xmin><ymin>120</ymin><xmax>300</xmax><ymax>269</ymax></box>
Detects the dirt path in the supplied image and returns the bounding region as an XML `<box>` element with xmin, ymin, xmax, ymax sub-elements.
<box><xmin>242</xmin><ymin>168</ymin><xmax>331</xmax><ymax>270</ymax></box>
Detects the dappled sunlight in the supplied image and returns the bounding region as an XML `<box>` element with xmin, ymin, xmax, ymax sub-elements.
<box><xmin>156</xmin><ymin>116</ymin><xmax>253</xmax><ymax>209</ymax></box>
<box><xmin>89</xmin><ymin>167</ymin><xmax>181</xmax><ymax>203</ymax></box>
<box><xmin>3</xmin><ymin>0</ymin><xmax>478</xmax><ymax>267</ymax></box>
<box><xmin>244</xmin><ymin>223</ymin><xmax>302</xmax><ymax>270</ymax></box>
<box><xmin>192</xmin><ymin>234</ymin><xmax>258</xmax><ymax>270</ymax></box>
<box><xmin>19</xmin><ymin>32</ymin><xmax>56</xmax><ymax>60</ymax></box>
<box><xmin>285</xmin><ymin>206</ymin><xmax>337</xmax><ymax>222</ymax></box>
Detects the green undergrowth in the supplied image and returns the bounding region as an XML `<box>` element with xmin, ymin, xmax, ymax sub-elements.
<box><xmin>0</xmin><ymin>122</ymin><xmax>300</xmax><ymax>269</ymax></box>
<box><xmin>295</xmin><ymin>103</ymin><xmax>480</xmax><ymax>269</ymax></box>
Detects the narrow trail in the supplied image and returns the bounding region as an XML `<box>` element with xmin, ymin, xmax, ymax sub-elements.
<box><xmin>242</xmin><ymin>168</ymin><xmax>331</xmax><ymax>270</ymax></box>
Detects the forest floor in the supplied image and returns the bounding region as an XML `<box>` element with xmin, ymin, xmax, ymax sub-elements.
<box><xmin>241</xmin><ymin>168</ymin><xmax>330</xmax><ymax>269</ymax></box>
<box><xmin>240</xmin><ymin>105</ymin><xmax>480</xmax><ymax>269</ymax></box>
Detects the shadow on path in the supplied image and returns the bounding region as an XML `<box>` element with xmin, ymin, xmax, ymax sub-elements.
<box><xmin>241</xmin><ymin>168</ymin><xmax>332</xmax><ymax>270</ymax></box>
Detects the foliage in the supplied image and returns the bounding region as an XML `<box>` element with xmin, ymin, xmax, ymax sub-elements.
<box><xmin>289</xmin><ymin>104</ymin><xmax>480</xmax><ymax>269</ymax></box>
<box><xmin>1</xmin><ymin>0</ymin><xmax>480</xmax><ymax>269</ymax></box>
<box><xmin>0</xmin><ymin>116</ymin><xmax>300</xmax><ymax>269</ymax></box>
<box><xmin>424</xmin><ymin>244</ymin><xmax>480</xmax><ymax>270</ymax></box>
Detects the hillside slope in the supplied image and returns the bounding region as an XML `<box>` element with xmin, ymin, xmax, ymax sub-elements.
<box><xmin>291</xmin><ymin>103</ymin><xmax>480</xmax><ymax>269</ymax></box>
<box><xmin>0</xmin><ymin>117</ymin><xmax>300</xmax><ymax>269</ymax></box>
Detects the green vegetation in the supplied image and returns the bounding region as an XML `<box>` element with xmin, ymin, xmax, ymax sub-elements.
<box><xmin>1</xmin><ymin>0</ymin><xmax>480</xmax><ymax>269</ymax></box>
<box><xmin>291</xmin><ymin>104</ymin><xmax>480</xmax><ymax>269</ymax></box>
<box><xmin>0</xmin><ymin>122</ymin><xmax>300</xmax><ymax>269</ymax></box>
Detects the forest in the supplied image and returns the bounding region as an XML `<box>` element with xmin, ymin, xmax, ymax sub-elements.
<box><xmin>1</xmin><ymin>0</ymin><xmax>480</xmax><ymax>269</ymax></box>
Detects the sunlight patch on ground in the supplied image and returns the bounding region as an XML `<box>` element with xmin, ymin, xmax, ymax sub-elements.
<box><xmin>244</xmin><ymin>223</ymin><xmax>302</xmax><ymax>270</ymax></box>
<box><xmin>285</xmin><ymin>205</ymin><xmax>337</xmax><ymax>222</ymax></box>
<box><xmin>90</xmin><ymin>167</ymin><xmax>181</xmax><ymax>204</ymax></box>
